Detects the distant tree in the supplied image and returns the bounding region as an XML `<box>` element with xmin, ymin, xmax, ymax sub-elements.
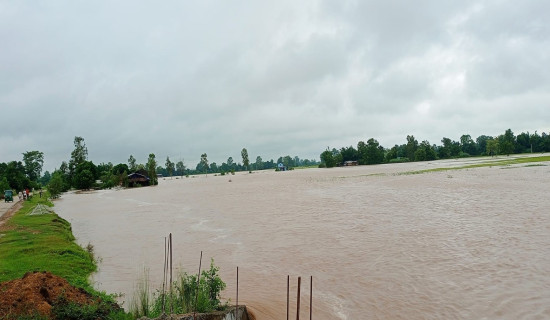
<box><xmin>176</xmin><ymin>160</ymin><xmax>185</xmax><ymax>177</ymax></box>
<box><xmin>73</xmin><ymin>161</ymin><xmax>97</xmax><ymax>190</ymax></box>
<box><xmin>39</xmin><ymin>171</ymin><xmax>51</xmax><ymax>186</ymax></box>
<box><xmin>415</xmin><ymin>141</ymin><xmax>437</xmax><ymax>161</ymax></box>
<box><xmin>69</xmin><ymin>137</ymin><xmax>88</xmax><ymax>181</ymax></box>
<box><xmin>515</xmin><ymin>131</ymin><xmax>531</xmax><ymax>153</ymax></box>
<box><xmin>165</xmin><ymin>156</ymin><xmax>174</xmax><ymax>179</ymax></box>
<box><xmin>112</xmin><ymin>163</ymin><xmax>129</xmax><ymax>175</ymax></box>
<box><xmin>0</xmin><ymin>177</ymin><xmax>10</xmax><ymax>193</ymax></box>
<box><xmin>358</xmin><ymin>138</ymin><xmax>385</xmax><ymax>165</ymax></box>
<box><xmin>340</xmin><ymin>146</ymin><xmax>358</xmax><ymax>162</ymax></box>
<box><xmin>22</xmin><ymin>150</ymin><xmax>44</xmax><ymax>182</ymax></box>
<box><xmin>320</xmin><ymin>149</ymin><xmax>336</xmax><ymax>168</ymax></box>
<box><xmin>460</xmin><ymin>134</ymin><xmax>476</xmax><ymax>156</ymax></box>
<box><xmin>48</xmin><ymin>171</ymin><xmax>65</xmax><ymax>199</ymax></box>
<box><xmin>210</xmin><ymin>162</ymin><xmax>218</xmax><ymax>172</ymax></box>
<box><xmin>146</xmin><ymin>153</ymin><xmax>158</xmax><ymax>185</ymax></box>
<box><xmin>476</xmin><ymin>135</ymin><xmax>492</xmax><ymax>155</ymax></box>
<box><xmin>241</xmin><ymin>148</ymin><xmax>250</xmax><ymax>171</ymax></box>
<box><xmin>255</xmin><ymin>156</ymin><xmax>263</xmax><ymax>170</ymax></box>
<box><xmin>128</xmin><ymin>155</ymin><xmax>137</xmax><ymax>172</ymax></box>
<box><xmin>486</xmin><ymin>138</ymin><xmax>499</xmax><ymax>157</ymax></box>
<box><xmin>200</xmin><ymin>153</ymin><xmax>209</xmax><ymax>176</ymax></box>
<box><xmin>499</xmin><ymin>129</ymin><xmax>515</xmax><ymax>156</ymax></box>
<box><xmin>406</xmin><ymin>135</ymin><xmax>418</xmax><ymax>161</ymax></box>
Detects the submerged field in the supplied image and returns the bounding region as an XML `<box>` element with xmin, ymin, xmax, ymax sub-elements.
<box><xmin>55</xmin><ymin>154</ymin><xmax>550</xmax><ymax>319</ymax></box>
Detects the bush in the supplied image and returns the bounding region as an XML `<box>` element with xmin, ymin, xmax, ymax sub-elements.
<box><xmin>132</xmin><ymin>259</ymin><xmax>227</xmax><ymax>318</ymax></box>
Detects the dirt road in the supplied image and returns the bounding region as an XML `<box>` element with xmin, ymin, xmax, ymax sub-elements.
<box><xmin>0</xmin><ymin>199</ymin><xmax>22</xmax><ymax>229</ymax></box>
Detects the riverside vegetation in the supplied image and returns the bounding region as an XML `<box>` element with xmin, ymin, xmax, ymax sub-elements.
<box><xmin>130</xmin><ymin>259</ymin><xmax>228</xmax><ymax>318</ymax></box>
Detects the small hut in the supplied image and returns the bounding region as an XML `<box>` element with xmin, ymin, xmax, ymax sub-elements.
<box><xmin>127</xmin><ymin>172</ymin><xmax>150</xmax><ymax>187</ymax></box>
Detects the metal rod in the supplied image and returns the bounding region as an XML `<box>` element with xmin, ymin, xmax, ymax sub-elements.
<box><xmin>169</xmin><ymin>233</ymin><xmax>173</xmax><ymax>314</ymax></box>
<box><xmin>162</xmin><ymin>236</ymin><xmax>167</xmax><ymax>313</ymax></box>
<box><xmin>296</xmin><ymin>276</ymin><xmax>301</xmax><ymax>320</ymax></box>
<box><xmin>193</xmin><ymin>251</ymin><xmax>203</xmax><ymax>320</ymax></box>
<box><xmin>236</xmin><ymin>266</ymin><xmax>239</xmax><ymax>320</ymax></box>
<box><xmin>287</xmin><ymin>275</ymin><xmax>290</xmax><ymax>320</ymax></box>
<box><xmin>310</xmin><ymin>276</ymin><xmax>312</xmax><ymax>320</ymax></box>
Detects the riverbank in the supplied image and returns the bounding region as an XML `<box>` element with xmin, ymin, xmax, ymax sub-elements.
<box><xmin>0</xmin><ymin>193</ymin><xmax>129</xmax><ymax>319</ymax></box>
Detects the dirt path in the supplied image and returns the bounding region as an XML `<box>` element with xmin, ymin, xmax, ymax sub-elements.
<box><xmin>0</xmin><ymin>199</ymin><xmax>22</xmax><ymax>230</ymax></box>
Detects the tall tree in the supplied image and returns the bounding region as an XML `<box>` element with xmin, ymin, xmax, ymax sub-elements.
<box><xmin>176</xmin><ymin>160</ymin><xmax>185</xmax><ymax>177</ymax></box>
<box><xmin>486</xmin><ymin>138</ymin><xmax>499</xmax><ymax>157</ymax></box>
<box><xmin>241</xmin><ymin>148</ymin><xmax>250</xmax><ymax>171</ymax></box>
<box><xmin>499</xmin><ymin>129</ymin><xmax>516</xmax><ymax>156</ymax></box>
<box><xmin>22</xmin><ymin>150</ymin><xmax>44</xmax><ymax>182</ymax></box>
<box><xmin>406</xmin><ymin>135</ymin><xmax>418</xmax><ymax>161</ymax></box>
<box><xmin>128</xmin><ymin>155</ymin><xmax>137</xmax><ymax>172</ymax></box>
<box><xmin>146</xmin><ymin>153</ymin><xmax>158</xmax><ymax>185</ymax></box>
<box><xmin>165</xmin><ymin>156</ymin><xmax>174</xmax><ymax>179</ymax></box>
<box><xmin>320</xmin><ymin>149</ymin><xmax>336</xmax><ymax>168</ymax></box>
<box><xmin>69</xmin><ymin>137</ymin><xmax>88</xmax><ymax>173</ymax></box>
<box><xmin>200</xmin><ymin>153</ymin><xmax>209</xmax><ymax>176</ymax></box>
<box><xmin>255</xmin><ymin>156</ymin><xmax>263</xmax><ymax>170</ymax></box>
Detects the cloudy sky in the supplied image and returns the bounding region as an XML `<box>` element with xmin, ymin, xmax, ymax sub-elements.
<box><xmin>1</xmin><ymin>1</ymin><xmax>549</xmax><ymax>171</ymax></box>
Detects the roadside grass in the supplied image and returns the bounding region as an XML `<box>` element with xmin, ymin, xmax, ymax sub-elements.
<box><xmin>0</xmin><ymin>194</ymin><xmax>95</xmax><ymax>288</ymax></box>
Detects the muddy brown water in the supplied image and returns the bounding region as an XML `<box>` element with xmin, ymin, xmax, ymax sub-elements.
<box><xmin>55</xmin><ymin>156</ymin><xmax>550</xmax><ymax>319</ymax></box>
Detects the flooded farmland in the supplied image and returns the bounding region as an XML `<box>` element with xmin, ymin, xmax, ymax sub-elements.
<box><xmin>55</xmin><ymin>156</ymin><xmax>550</xmax><ymax>319</ymax></box>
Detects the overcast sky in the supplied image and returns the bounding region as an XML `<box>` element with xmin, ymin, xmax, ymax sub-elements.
<box><xmin>1</xmin><ymin>1</ymin><xmax>549</xmax><ymax>172</ymax></box>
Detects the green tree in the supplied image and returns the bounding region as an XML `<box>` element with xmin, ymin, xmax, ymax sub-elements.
<box><xmin>320</xmin><ymin>149</ymin><xmax>336</xmax><ymax>168</ymax></box>
<box><xmin>499</xmin><ymin>129</ymin><xmax>516</xmax><ymax>156</ymax></box>
<box><xmin>406</xmin><ymin>135</ymin><xmax>418</xmax><ymax>161</ymax></box>
<box><xmin>486</xmin><ymin>138</ymin><xmax>499</xmax><ymax>157</ymax></box>
<box><xmin>255</xmin><ymin>156</ymin><xmax>263</xmax><ymax>170</ymax></box>
<box><xmin>241</xmin><ymin>148</ymin><xmax>249</xmax><ymax>171</ymax></box>
<box><xmin>415</xmin><ymin>141</ymin><xmax>437</xmax><ymax>161</ymax></box>
<box><xmin>176</xmin><ymin>160</ymin><xmax>185</xmax><ymax>177</ymax></box>
<box><xmin>73</xmin><ymin>161</ymin><xmax>97</xmax><ymax>190</ymax></box>
<box><xmin>165</xmin><ymin>156</ymin><xmax>174</xmax><ymax>179</ymax></box>
<box><xmin>22</xmin><ymin>150</ymin><xmax>44</xmax><ymax>182</ymax></box>
<box><xmin>476</xmin><ymin>135</ymin><xmax>492</xmax><ymax>155</ymax></box>
<box><xmin>358</xmin><ymin>138</ymin><xmax>385</xmax><ymax>165</ymax></box>
<box><xmin>48</xmin><ymin>171</ymin><xmax>65</xmax><ymax>199</ymax></box>
<box><xmin>146</xmin><ymin>153</ymin><xmax>158</xmax><ymax>185</ymax></box>
<box><xmin>128</xmin><ymin>155</ymin><xmax>137</xmax><ymax>172</ymax></box>
<box><xmin>200</xmin><ymin>153</ymin><xmax>209</xmax><ymax>176</ymax></box>
<box><xmin>0</xmin><ymin>177</ymin><xmax>10</xmax><ymax>194</ymax></box>
<box><xmin>460</xmin><ymin>134</ymin><xmax>476</xmax><ymax>156</ymax></box>
<box><xmin>69</xmin><ymin>137</ymin><xmax>88</xmax><ymax>182</ymax></box>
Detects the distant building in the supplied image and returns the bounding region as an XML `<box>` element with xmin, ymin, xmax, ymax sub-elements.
<box><xmin>128</xmin><ymin>172</ymin><xmax>150</xmax><ymax>187</ymax></box>
<box><xmin>343</xmin><ymin>161</ymin><xmax>358</xmax><ymax>166</ymax></box>
<box><xmin>277</xmin><ymin>163</ymin><xmax>287</xmax><ymax>171</ymax></box>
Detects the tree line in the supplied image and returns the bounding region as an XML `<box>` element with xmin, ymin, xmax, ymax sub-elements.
<box><xmin>320</xmin><ymin>129</ymin><xmax>550</xmax><ymax>168</ymax></box>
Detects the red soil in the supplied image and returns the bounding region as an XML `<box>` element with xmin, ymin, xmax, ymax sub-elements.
<box><xmin>0</xmin><ymin>271</ymin><xmax>95</xmax><ymax>319</ymax></box>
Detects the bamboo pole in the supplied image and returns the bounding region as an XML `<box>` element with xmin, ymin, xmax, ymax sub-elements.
<box><xmin>193</xmin><ymin>251</ymin><xmax>203</xmax><ymax>320</ymax></box>
<box><xmin>309</xmin><ymin>276</ymin><xmax>312</xmax><ymax>320</ymax></box>
<box><xmin>296</xmin><ymin>277</ymin><xmax>301</xmax><ymax>320</ymax></box>
<box><xmin>287</xmin><ymin>275</ymin><xmax>290</xmax><ymax>320</ymax></box>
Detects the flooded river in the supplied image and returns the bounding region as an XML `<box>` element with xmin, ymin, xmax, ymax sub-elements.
<box><xmin>55</xmin><ymin>156</ymin><xmax>550</xmax><ymax>319</ymax></box>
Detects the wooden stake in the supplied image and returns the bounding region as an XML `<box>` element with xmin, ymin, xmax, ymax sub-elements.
<box><xmin>296</xmin><ymin>277</ymin><xmax>301</xmax><ymax>320</ymax></box>
<box><xmin>287</xmin><ymin>275</ymin><xmax>290</xmax><ymax>320</ymax></box>
<box><xmin>309</xmin><ymin>276</ymin><xmax>312</xmax><ymax>320</ymax></box>
<box><xmin>193</xmin><ymin>251</ymin><xmax>203</xmax><ymax>320</ymax></box>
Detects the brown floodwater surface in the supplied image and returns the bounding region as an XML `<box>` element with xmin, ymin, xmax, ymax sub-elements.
<box><xmin>55</xmin><ymin>157</ymin><xmax>550</xmax><ymax>319</ymax></box>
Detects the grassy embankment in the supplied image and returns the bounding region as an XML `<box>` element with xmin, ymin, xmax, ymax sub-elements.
<box><xmin>0</xmin><ymin>193</ymin><xmax>131</xmax><ymax>319</ymax></box>
<box><xmin>0</xmin><ymin>194</ymin><xmax>94</xmax><ymax>287</ymax></box>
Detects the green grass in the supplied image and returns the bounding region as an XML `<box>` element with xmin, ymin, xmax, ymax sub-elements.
<box><xmin>0</xmin><ymin>194</ymin><xmax>96</xmax><ymax>289</ymax></box>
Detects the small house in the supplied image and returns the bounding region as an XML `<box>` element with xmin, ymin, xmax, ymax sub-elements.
<box><xmin>128</xmin><ymin>172</ymin><xmax>150</xmax><ymax>187</ymax></box>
